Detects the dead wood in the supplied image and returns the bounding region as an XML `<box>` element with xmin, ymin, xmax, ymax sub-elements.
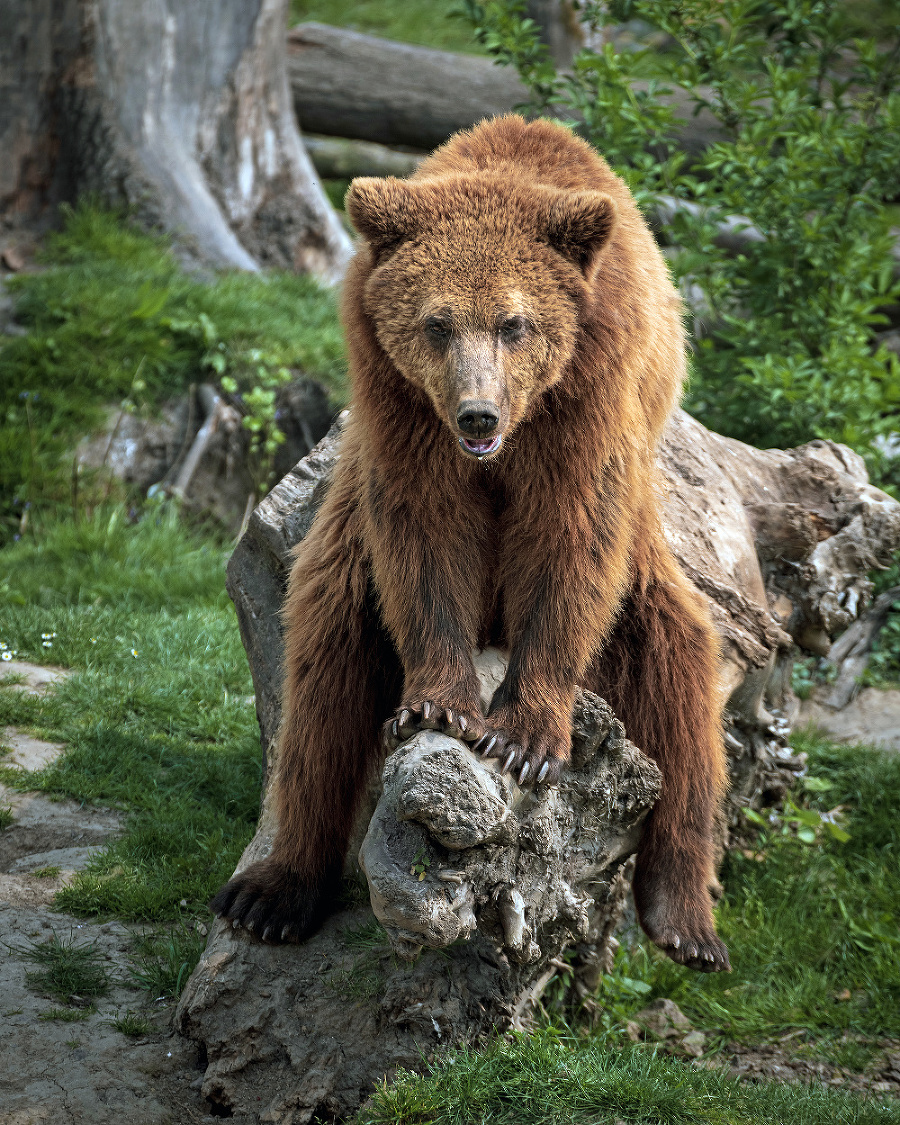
<box><xmin>821</xmin><ymin>585</ymin><xmax>900</xmax><ymax>710</ymax></box>
<box><xmin>175</xmin><ymin>409</ymin><xmax>899</xmax><ymax>1122</ymax></box>
<box><xmin>287</xmin><ymin>22</ymin><xmax>726</xmax><ymax>157</ymax></box>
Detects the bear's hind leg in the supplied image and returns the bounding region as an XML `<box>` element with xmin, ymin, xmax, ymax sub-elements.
<box><xmin>212</xmin><ymin>527</ymin><xmax>401</xmax><ymax>943</ymax></box>
<box><xmin>587</xmin><ymin>553</ymin><xmax>730</xmax><ymax>973</ymax></box>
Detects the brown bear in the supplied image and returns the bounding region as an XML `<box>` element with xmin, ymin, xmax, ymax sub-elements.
<box><xmin>212</xmin><ymin>114</ymin><xmax>730</xmax><ymax>973</ymax></box>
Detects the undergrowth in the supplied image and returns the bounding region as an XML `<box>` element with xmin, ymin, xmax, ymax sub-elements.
<box><xmin>0</xmin><ymin>203</ymin><xmax>345</xmax><ymax>542</ymax></box>
<box><xmin>290</xmin><ymin>0</ymin><xmax>483</xmax><ymax>53</ymax></box>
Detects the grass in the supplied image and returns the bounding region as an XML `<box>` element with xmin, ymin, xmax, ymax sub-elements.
<box><xmin>590</xmin><ymin>730</ymin><xmax>900</xmax><ymax>1055</ymax></box>
<box><xmin>290</xmin><ymin>0</ymin><xmax>484</xmax><ymax>53</ymax></box>
<box><xmin>13</xmin><ymin>932</ymin><xmax>111</xmax><ymax>1005</ymax></box>
<box><xmin>358</xmin><ymin>1030</ymin><xmax>900</xmax><ymax>1125</ymax></box>
<box><xmin>109</xmin><ymin>1011</ymin><xmax>152</xmax><ymax>1037</ymax></box>
<box><xmin>0</xmin><ymin>203</ymin><xmax>345</xmax><ymax>542</ymax></box>
<box><xmin>39</xmin><ymin>1006</ymin><xmax>95</xmax><ymax>1023</ymax></box>
<box><xmin>0</xmin><ymin>805</ymin><xmax>13</xmax><ymax>831</ymax></box>
<box><xmin>129</xmin><ymin>923</ymin><xmax>209</xmax><ymax>1000</ymax></box>
<box><xmin>0</xmin><ymin>506</ymin><xmax>261</xmax><ymax>929</ymax></box>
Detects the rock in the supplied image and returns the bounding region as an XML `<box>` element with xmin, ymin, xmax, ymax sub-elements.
<box><xmin>631</xmin><ymin>997</ymin><xmax>694</xmax><ymax>1039</ymax></box>
<box><xmin>800</xmin><ymin>688</ymin><xmax>900</xmax><ymax>752</ymax></box>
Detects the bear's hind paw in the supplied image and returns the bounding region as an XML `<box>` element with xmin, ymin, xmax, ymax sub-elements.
<box><xmin>210</xmin><ymin>859</ymin><xmax>337</xmax><ymax>944</ymax></box>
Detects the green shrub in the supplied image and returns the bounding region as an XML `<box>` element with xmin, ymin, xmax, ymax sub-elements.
<box><xmin>460</xmin><ymin>0</ymin><xmax>900</xmax><ymax>468</ymax></box>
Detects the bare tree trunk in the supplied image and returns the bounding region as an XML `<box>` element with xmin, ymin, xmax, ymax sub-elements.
<box><xmin>526</xmin><ymin>0</ymin><xmax>585</xmax><ymax>67</ymax></box>
<box><xmin>0</xmin><ymin>0</ymin><xmax>351</xmax><ymax>280</ymax></box>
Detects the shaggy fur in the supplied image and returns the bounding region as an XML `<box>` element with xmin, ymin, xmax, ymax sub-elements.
<box><xmin>211</xmin><ymin>116</ymin><xmax>730</xmax><ymax>972</ymax></box>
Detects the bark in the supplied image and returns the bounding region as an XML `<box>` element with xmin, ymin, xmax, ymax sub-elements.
<box><xmin>526</xmin><ymin>0</ymin><xmax>585</xmax><ymax>68</ymax></box>
<box><xmin>0</xmin><ymin>0</ymin><xmax>351</xmax><ymax>280</ymax></box>
<box><xmin>176</xmin><ymin>410</ymin><xmax>900</xmax><ymax>1122</ymax></box>
<box><xmin>287</xmin><ymin>22</ymin><xmax>726</xmax><ymax>157</ymax></box>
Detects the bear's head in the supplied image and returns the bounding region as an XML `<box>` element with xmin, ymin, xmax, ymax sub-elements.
<box><xmin>346</xmin><ymin>172</ymin><xmax>617</xmax><ymax>459</ymax></box>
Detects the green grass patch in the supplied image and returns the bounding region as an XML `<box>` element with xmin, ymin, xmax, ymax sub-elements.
<box><xmin>109</xmin><ymin>1010</ymin><xmax>152</xmax><ymax>1037</ymax></box>
<box><xmin>588</xmin><ymin>730</ymin><xmax>900</xmax><ymax>1060</ymax></box>
<box><xmin>291</xmin><ymin>0</ymin><xmax>483</xmax><ymax>53</ymax></box>
<box><xmin>0</xmin><ymin>203</ymin><xmax>344</xmax><ymax>541</ymax></box>
<box><xmin>129</xmin><ymin>923</ymin><xmax>209</xmax><ymax>1000</ymax></box>
<box><xmin>0</xmin><ymin>805</ymin><xmax>13</xmax><ymax>831</ymax></box>
<box><xmin>0</xmin><ymin>506</ymin><xmax>261</xmax><ymax>924</ymax></box>
<box><xmin>39</xmin><ymin>1005</ymin><xmax>96</xmax><ymax>1023</ymax></box>
<box><xmin>358</xmin><ymin>1030</ymin><xmax>900</xmax><ymax>1125</ymax></box>
<box><xmin>13</xmin><ymin>931</ymin><xmax>111</xmax><ymax>1005</ymax></box>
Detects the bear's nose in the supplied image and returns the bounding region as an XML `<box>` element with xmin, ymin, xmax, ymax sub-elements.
<box><xmin>456</xmin><ymin>400</ymin><xmax>500</xmax><ymax>437</ymax></box>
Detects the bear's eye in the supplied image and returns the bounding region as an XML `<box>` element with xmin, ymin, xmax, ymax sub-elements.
<box><xmin>424</xmin><ymin>317</ymin><xmax>452</xmax><ymax>346</ymax></box>
<box><xmin>499</xmin><ymin>315</ymin><xmax>530</xmax><ymax>344</ymax></box>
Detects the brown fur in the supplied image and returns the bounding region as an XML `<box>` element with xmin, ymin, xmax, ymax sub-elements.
<box><xmin>211</xmin><ymin>116</ymin><xmax>730</xmax><ymax>971</ymax></box>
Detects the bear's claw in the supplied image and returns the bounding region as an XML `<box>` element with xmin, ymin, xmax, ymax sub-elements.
<box><xmin>383</xmin><ymin>700</ymin><xmax>484</xmax><ymax>750</ymax></box>
<box><xmin>635</xmin><ymin>881</ymin><xmax>731</xmax><ymax>973</ymax></box>
<box><xmin>473</xmin><ymin>725</ymin><xmax>565</xmax><ymax>788</ymax></box>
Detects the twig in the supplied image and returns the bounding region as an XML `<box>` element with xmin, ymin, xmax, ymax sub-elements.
<box><xmin>822</xmin><ymin>585</ymin><xmax>900</xmax><ymax>709</ymax></box>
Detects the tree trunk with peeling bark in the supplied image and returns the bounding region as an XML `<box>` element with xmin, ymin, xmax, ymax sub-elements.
<box><xmin>175</xmin><ymin>411</ymin><xmax>900</xmax><ymax>1123</ymax></box>
<box><xmin>0</xmin><ymin>0</ymin><xmax>351</xmax><ymax>280</ymax></box>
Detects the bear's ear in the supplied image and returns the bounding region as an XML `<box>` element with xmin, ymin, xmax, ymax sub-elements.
<box><xmin>345</xmin><ymin>177</ymin><xmax>423</xmax><ymax>262</ymax></box>
<box><xmin>539</xmin><ymin>189</ymin><xmax>618</xmax><ymax>279</ymax></box>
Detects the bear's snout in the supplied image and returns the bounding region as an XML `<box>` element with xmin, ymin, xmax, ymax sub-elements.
<box><xmin>456</xmin><ymin>400</ymin><xmax>500</xmax><ymax>438</ymax></box>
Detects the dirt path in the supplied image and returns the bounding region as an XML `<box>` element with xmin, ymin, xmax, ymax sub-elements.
<box><xmin>0</xmin><ymin>664</ymin><xmax>211</xmax><ymax>1124</ymax></box>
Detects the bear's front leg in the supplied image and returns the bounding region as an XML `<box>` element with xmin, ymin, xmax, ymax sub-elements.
<box><xmin>478</xmin><ymin>485</ymin><xmax>632</xmax><ymax>787</ymax></box>
<box><xmin>364</xmin><ymin>466</ymin><xmax>493</xmax><ymax>753</ymax></box>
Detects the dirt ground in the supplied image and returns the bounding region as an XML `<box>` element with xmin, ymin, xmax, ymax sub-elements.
<box><xmin>1</xmin><ymin>661</ymin><xmax>897</xmax><ymax>1123</ymax></box>
<box><xmin>0</xmin><ymin>663</ymin><xmax>214</xmax><ymax>1125</ymax></box>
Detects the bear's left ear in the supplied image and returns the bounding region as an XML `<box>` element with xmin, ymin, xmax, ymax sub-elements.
<box><xmin>539</xmin><ymin>189</ymin><xmax>618</xmax><ymax>279</ymax></box>
<box><xmin>345</xmin><ymin>177</ymin><xmax>424</xmax><ymax>262</ymax></box>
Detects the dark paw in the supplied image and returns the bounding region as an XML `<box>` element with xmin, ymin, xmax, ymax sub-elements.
<box><xmin>652</xmin><ymin>925</ymin><xmax>731</xmax><ymax>973</ymax></box>
<box><xmin>383</xmin><ymin>700</ymin><xmax>484</xmax><ymax>750</ymax></box>
<box><xmin>210</xmin><ymin>859</ymin><xmax>338</xmax><ymax>944</ymax></box>
<box><xmin>471</xmin><ymin>723</ymin><xmax>567</xmax><ymax>788</ymax></box>
<box><xmin>636</xmin><ymin>889</ymin><xmax>731</xmax><ymax>973</ymax></box>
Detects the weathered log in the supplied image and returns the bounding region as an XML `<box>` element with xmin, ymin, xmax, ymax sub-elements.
<box><xmin>302</xmin><ymin>135</ymin><xmax>424</xmax><ymax>180</ymax></box>
<box><xmin>287</xmin><ymin>22</ymin><xmax>726</xmax><ymax>157</ymax></box>
<box><xmin>0</xmin><ymin>0</ymin><xmax>351</xmax><ymax>280</ymax></box>
<box><xmin>176</xmin><ymin>409</ymin><xmax>899</xmax><ymax>1120</ymax></box>
<box><xmin>177</xmin><ymin>679</ymin><xmax>660</xmax><ymax>1121</ymax></box>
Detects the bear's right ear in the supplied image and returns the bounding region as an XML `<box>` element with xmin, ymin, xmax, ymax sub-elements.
<box><xmin>345</xmin><ymin>177</ymin><xmax>423</xmax><ymax>262</ymax></box>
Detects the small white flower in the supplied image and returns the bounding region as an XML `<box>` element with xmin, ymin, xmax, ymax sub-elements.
<box><xmin>90</xmin><ymin>638</ymin><xmax>97</xmax><ymax>645</ymax></box>
<box><xmin>131</xmin><ymin>648</ymin><xmax>139</xmax><ymax>658</ymax></box>
<box><xmin>42</xmin><ymin>641</ymin><xmax>52</xmax><ymax>648</ymax></box>
<box><xmin>1</xmin><ymin>652</ymin><xmax>11</xmax><ymax>662</ymax></box>
<box><xmin>0</xmin><ymin>642</ymin><xmax>7</xmax><ymax>650</ymax></box>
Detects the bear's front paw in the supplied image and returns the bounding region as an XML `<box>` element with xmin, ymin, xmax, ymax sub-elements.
<box><xmin>210</xmin><ymin>859</ymin><xmax>338</xmax><ymax>944</ymax></box>
<box><xmin>472</xmin><ymin>713</ymin><xmax>569</xmax><ymax>788</ymax></box>
<box><xmin>383</xmin><ymin>700</ymin><xmax>485</xmax><ymax>750</ymax></box>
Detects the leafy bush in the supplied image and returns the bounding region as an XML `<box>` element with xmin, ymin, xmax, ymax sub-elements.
<box><xmin>460</xmin><ymin>0</ymin><xmax>900</xmax><ymax>468</ymax></box>
<box><xmin>0</xmin><ymin>204</ymin><xmax>345</xmax><ymax>542</ymax></box>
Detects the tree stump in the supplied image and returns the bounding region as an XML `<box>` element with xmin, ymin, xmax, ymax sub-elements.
<box><xmin>0</xmin><ymin>0</ymin><xmax>351</xmax><ymax>279</ymax></box>
<box><xmin>176</xmin><ymin>410</ymin><xmax>900</xmax><ymax>1122</ymax></box>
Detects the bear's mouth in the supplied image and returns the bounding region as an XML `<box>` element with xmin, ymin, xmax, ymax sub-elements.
<box><xmin>459</xmin><ymin>434</ymin><xmax>503</xmax><ymax>458</ymax></box>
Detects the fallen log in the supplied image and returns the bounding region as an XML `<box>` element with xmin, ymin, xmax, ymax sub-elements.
<box><xmin>287</xmin><ymin>22</ymin><xmax>726</xmax><ymax>157</ymax></box>
<box><xmin>176</xmin><ymin>409</ymin><xmax>899</xmax><ymax>1121</ymax></box>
